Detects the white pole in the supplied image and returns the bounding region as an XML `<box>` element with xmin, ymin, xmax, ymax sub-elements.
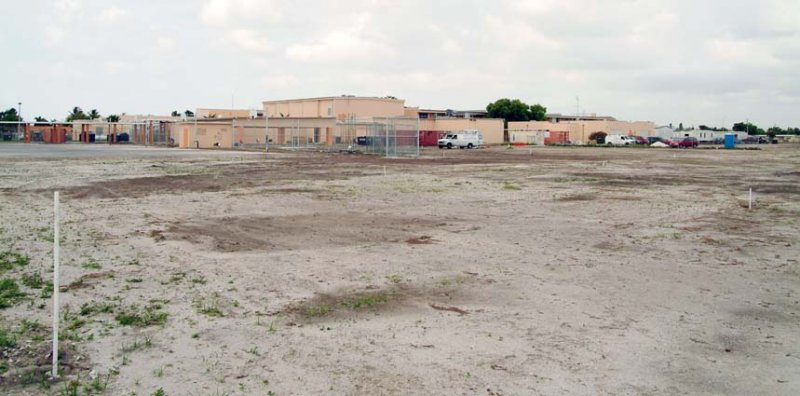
<box><xmin>52</xmin><ymin>191</ymin><xmax>60</xmax><ymax>378</ymax></box>
<box><xmin>749</xmin><ymin>188</ymin><xmax>753</xmax><ymax>210</ymax></box>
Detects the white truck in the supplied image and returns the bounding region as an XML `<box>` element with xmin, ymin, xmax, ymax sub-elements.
<box><xmin>438</xmin><ymin>130</ymin><xmax>484</xmax><ymax>149</ymax></box>
<box><xmin>605</xmin><ymin>134</ymin><xmax>638</xmax><ymax>146</ymax></box>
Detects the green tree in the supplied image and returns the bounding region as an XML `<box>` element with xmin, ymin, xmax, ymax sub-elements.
<box><xmin>486</xmin><ymin>98</ymin><xmax>547</xmax><ymax>125</ymax></box>
<box><xmin>732</xmin><ymin>122</ymin><xmax>764</xmax><ymax>135</ymax></box>
<box><xmin>184</xmin><ymin>110</ymin><xmax>194</xmax><ymax>118</ymax></box>
<box><xmin>106</xmin><ymin>114</ymin><xmax>121</xmax><ymax>123</ymax></box>
<box><xmin>66</xmin><ymin>107</ymin><xmax>88</xmax><ymax>122</ymax></box>
<box><xmin>34</xmin><ymin>116</ymin><xmax>49</xmax><ymax>123</ymax></box>
<box><xmin>171</xmin><ymin>111</ymin><xmax>180</xmax><ymax>117</ymax></box>
<box><xmin>88</xmin><ymin>109</ymin><xmax>101</xmax><ymax>120</ymax></box>
<box><xmin>0</xmin><ymin>108</ymin><xmax>21</xmax><ymax>122</ymax></box>
<box><xmin>529</xmin><ymin>104</ymin><xmax>547</xmax><ymax>121</ymax></box>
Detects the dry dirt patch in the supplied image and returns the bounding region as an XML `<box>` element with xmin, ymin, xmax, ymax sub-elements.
<box><xmin>165</xmin><ymin>213</ymin><xmax>440</xmax><ymax>252</ymax></box>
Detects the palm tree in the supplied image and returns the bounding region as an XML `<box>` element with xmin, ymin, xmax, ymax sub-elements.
<box><xmin>88</xmin><ymin>109</ymin><xmax>101</xmax><ymax>120</ymax></box>
<box><xmin>66</xmin><ymin>107</ymin><xmax>88</xmax><ymax>122</ymax></box>
<box><xmin>106</xmin><ymin>114</ymin><xmax>121</xmax><ymax>123</ymax></box>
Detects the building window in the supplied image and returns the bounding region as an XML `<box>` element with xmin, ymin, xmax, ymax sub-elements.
<box><xmin>419</xmin><ymin>113</ymin><xmax>429</xmax><ymax>119</ymax></box>
<box><xmin>314</xmin><ymin>128</ymin><xmax>320</xmax><ymax>143</ymax></box>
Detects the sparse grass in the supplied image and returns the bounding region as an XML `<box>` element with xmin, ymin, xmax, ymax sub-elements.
<box><xmin>502</xmin><ymin>182</ymin><xmax>522</xmax><ymax>191</ymax></box>
<box><xmin>196</xmin><ymin>294</ymin><xmax>224</xmax><ymax>317</ymax></box>
<box><xmin>303</xmin><ymin>304</ymin><xmax>332</xmax><ymax>318</ymax></box>
<box><xmin>153</xmin><ymin>366</ymin><xmax>164</xmax><ymax>378</ymax></box>
<box><xmin>387</xmin><ymin>274</ymin><xmax>403</xmax><ymax>284</ymax></box>
<box><xmin>115</xmin><ymin>303</ymin><xmax>168</xmax><ymax>327</ymax></box>
<box><xmin>80</xmin><ymin>301</ymin><xmax>115</xmax><ymax>316</ymax></box>
<box><xmin>81</xmin><ymin>258</ymin><xmax>102</xmax><ymax>270</ymax></box>
<box><xmin>340</xmin><ymin>293</ymin><xmax>389</xmax><ymax>310</ymax></box>
<box><xmin>301</xmin><ymin>291</ymin><xmax>393</xmax><ymax>318</ymax></box>
<box><xmin>21</xmin><ymin>270</ymin><xmax>44</xmax><ymax>289</ymax></box>
<box><xmin>122</xmin><ymin>336</ymin><xmax>154</xmax><ymax>353</ymax></box>
<box><xmin>191</xmin><ymin>276</ymin><xmax>207</xmax><ymax>285</ymax></box>
<box><xmin>153</xmin><ymin>388</ymin><xmax>166</xmax><ymax>396</ymax></box>
<box><xmin>0</xmin><ymin>250</ymin><xmax>29</xmax><ymax>273</ymax></box>
<box><xmin>0</xmin><ymin>327</ymin><xmax>16</xmax><ymax>348</ymax></box>
<box><xmin>0</xmin><ymin>278</ymin><xmax>26</xmax><ymax>309</ymax></box>
<box><xmin>40</xmin><ymin>281</ymin><xmax>54</xmax><ymax>298</ymax></box>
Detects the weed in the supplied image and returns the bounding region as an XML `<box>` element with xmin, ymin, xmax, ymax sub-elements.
<box><xmin>503</xmin><ymin>183</ymin><xmax>522</xmax><ymax>191</ymax></box>
<box><xmin>21</xmin><ymin>270</ymin><xmax>44</xmax><ymax>289</ymax></box>
<box><xmin>0</xmin><ymin>327</ymin><xmax>16</xmax><ymax>348</ymax></box>
<box><xmin>127</xmin><ymin>258</ymin><xmax>141</xmax><ymax>266</ymax></box>
<box><xmin>115</xmin><ymin>304</ymin><xmax>168</xmax><ymax>327</ymax></box>
<box><xmin>80</xmin><ymin>301</ymin><xmax>115</xmax><ymax>316</ymax></box>
<box><xmin>195</xmin><ymin>293</ymin><xmax>224</xmax><ymax>317</ymax></box>
<box><xmin>340</xmin><ymin>293</ymin><xmax>389</xmax><ymax>310</ymax></box>
<box><xmin>0</xmin><ymin>278</ymin><xmax>26</xmax><ymax>308</ymax></box>
<box><xmin>246</xmin><ymin>346</ymin><xmax>261</xmax><ymax>356</ymax></box>
<box><xmin>153</xmin><ymin>366</ymin><xmax>164</xmax><ymax>378</ymax></box>
<box><xmin>268</xmin><ymin>320</ymin><xmax>278</xmax><ymax>334</ymax></box>
<box><xmin>191</xmin><ymin>333</ymin><xmax>200</xmax><ymax>339</ymax></box>
<box><xmin>126</xmin><ymin>278</ymin><xmax>143</xmax><ymax>283</ymax></box>
<box><xmin>152</xmin><ymin>387</ymin><xmax>166</xmax><ymax>396</ymax></box>
<box><xmin>303</xmin><ymin>304</ymin><xmax>332</xmax><ymax>318</ymax></box>
<box><xmin>0</xmin><ymin>250</ymin><xmax>29</xmax><ymax>273</ymax></box>
<box><xmin>41</xmin><ymin>281</ymin><xmax>54</xmax><ymax>298</ymax></box>
<box><xmin>191</xmin><ymin>276</ymin><xmax>207</xmax><ymax>285</ymax></box>
<box><xmin>121</xmin><ymin>336</ymin><xmax>153</xmax><ymax>353</ymax></box>
<box><xmin>60</xmin><ymin>380</ymin><xmax>80</xmax><ymax>396</ymax></box>
<box><xmin>387</xmin><ymin>274</ymin><xmax>403</xmax><ymax>284</ymax></box>
<box><xmin>81</xmin><ymin>258</ymin><xmax>102</xmax><ymax>270</ymax></box>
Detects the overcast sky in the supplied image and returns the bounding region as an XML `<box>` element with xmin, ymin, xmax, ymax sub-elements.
<box><xmin>1</xmin><ymin>0</ymin><xmax>798</xmax><ymax>127</ymax></box>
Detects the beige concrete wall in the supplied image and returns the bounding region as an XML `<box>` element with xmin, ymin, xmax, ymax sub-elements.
<box><xmin>196</xmin><ymin>108</ymin><xmax>253</xmax><ymax>119</ymax></box>
<box><xmin>264</xmin><ymin>97</ymin><xmax>405</xmax><ymax>120</ymax></box>
<box><xmin>509</xmin><ymin>120</ymin><xmax>656</xmax><ymax>143</ymax></box>
<box><xmin>429</xmin><ymin>118</ymin><xmax>505</xmax><ymax>145</ymax></box>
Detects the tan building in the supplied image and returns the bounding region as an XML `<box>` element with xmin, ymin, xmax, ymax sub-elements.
<box><xmin>509</xmin><ymin>118</ymin><xmax>656</xmax><ymax>144</ymax></box>
<box><xmin>264</xmin><ymin>96</ymin><xmax>406</xmax><ymax>120</ymax></box>
<box><xmin>173</xmin><ymin>118</ymin><xmax>267</xmax><ymax>149</ymax></box>
<box><xmin>196</xmin><ymin>108</ymin><xmax>263</xmax><ymax>119</ymax></box>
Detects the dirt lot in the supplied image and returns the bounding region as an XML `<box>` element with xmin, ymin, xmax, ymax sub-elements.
<box><xmin>1</xmin><ymin>143</ymin><xmax>798</xmax><ymax>395</ymax></box>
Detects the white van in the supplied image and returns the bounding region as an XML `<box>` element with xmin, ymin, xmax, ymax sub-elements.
<box><xmin>438</xmin><ymin>130</ymin><xmax>484</xmax><ymax>149</ymax></box>
<box><xmin>605</xmin><ymin>134</ymin><xmax>637</xmax><ymax>146</ymax></box>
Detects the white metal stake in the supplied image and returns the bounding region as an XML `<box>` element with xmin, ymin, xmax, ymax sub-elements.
<box><xmin>749</xmin><ymin>188</ymin><xmax>753</xmax><ymax>210</ymax></box>
<box><xmin>52</xmin><ymin>191</ymin><xmax>60</xmax><ymax>378</ymax></box>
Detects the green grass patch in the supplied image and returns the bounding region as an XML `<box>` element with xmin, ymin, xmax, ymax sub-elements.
<box><xmin>115</xmin><ymin>304</ymin><xmax>168</xmax><ymax>327</ymax></box>
<box><xmin>21</xmin><ymin>271</ymin><xmax>45</xmax><ymax>289</ymax></box>
<box><xmin>0</xmin><ymin>251</ymin><xmax>29</xmax><ymax>273</ymax></box>
<box><xmin>0</xmin><ymin>278</ymin><xmax>26</xmax><ymax>309</ymax></box>
<box><xmin>502</xmin><ymin>183</ymin><xmax>522</xmax><ymax>191</ymax></box>
<box><xmin>81</xmin><ymin>258</ymin><xmax>102</xmax><ymax>270</ymax></box>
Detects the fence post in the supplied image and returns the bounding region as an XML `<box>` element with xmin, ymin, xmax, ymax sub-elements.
<box><xmin>51</xmin><ymin>191</ymin><xmax>60</xmax><ymax>378</ymax></box>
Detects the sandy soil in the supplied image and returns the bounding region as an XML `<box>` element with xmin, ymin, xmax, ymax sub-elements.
<box><xmin>0</xmin><ymin>144</ymin><xmax>799</xmax><ymax>395</ymax></box>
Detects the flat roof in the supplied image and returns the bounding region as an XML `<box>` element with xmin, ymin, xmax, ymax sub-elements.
<box><xmin>263</xmin><ymin>95</ymin><xmax>404</xmax><ymax>104</ymax></box>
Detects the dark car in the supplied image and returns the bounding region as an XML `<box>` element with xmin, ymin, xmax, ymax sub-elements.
<box><xmin>648</xmin><ymin>136</ymin><xmax>666</xmax><ymax>145</ymax></box>
<box><xmin>676</xmin><ymin>137</ymin><xmax>699</xmax><ymax>148</ymax></box>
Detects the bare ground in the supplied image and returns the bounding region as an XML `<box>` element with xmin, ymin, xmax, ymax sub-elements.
<box><xmin>0</xmin><ymin>144</ymin><xmax>799</xmax><ymax>395</ymax></box>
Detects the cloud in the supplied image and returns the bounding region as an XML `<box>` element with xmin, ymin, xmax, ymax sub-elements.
<box><xmin>156</xmin><ymin>37</ymin><xmax>177</xmax><ymax>52</ymax></box>
<box><xmin>44</xmin><ymin>26</ymin><xmax>65</xmax><ymax>47</ymax></box>
<box><xmin>260</xmin><ymin>74</ymin><xmax>299</xmax><ymax>89</ymax></box>
<box><xmin>96</xmin><ymin>7</ymin><xmax>127</xmax><ymax>24</ymax></box>
<box><xmin>54</xmin><ymin>0</ymin><xmax>81</xmax><ymax>15</ymax></box>
<box><xmin>200</xmin><ymin>0</ymin><xmax>282</xmax><ymax>26</ymax></box>
<box><xmin>285</xmin><ymin>13</ymin><xmax>392</xmax><ymax>62</ymax></box>
<box><xmin>227</xmin><ymin>29</ymin><xmax>272</xmax><ymax>53</ymax></box>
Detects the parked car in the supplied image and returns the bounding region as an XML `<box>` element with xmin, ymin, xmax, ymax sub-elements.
<box><xmin>648</xmin><ymin>136</ymin><xmax>666</xmax><ymax>145</ymax></box>
<box><xmin>676</xmin><ymin>137</ymin><xmax>699</xmax><ymax>148</ymax></box>
<box><xmin>438</xmin><ymin>131</ymin><xmax>484</xmax><ymax>149</ymax></box>
<box><xmin>605</xmin><ymin>134</ymin><xmax>637</xmax><ymax>146</ymax></box>
<box><xmin>630</xmin><ymin>136</ymin><xmax>648</xmax><ymax>145</ymax></box>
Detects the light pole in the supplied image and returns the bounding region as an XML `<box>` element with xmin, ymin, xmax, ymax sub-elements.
<box><xmin>17</xmin><ymin>102</ymin><xmax>22</xmax><ymax>140</ymax></box>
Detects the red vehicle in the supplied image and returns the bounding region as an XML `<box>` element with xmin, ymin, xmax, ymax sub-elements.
<box><xmin>631</xmin><ymin>135</ymin><xmax>648</xmax><ymax>145</ymax></box>
<box><xmin>676</xmin><ymin>137</ymin><xmax>699</xmax><ymax>148</ymax></box>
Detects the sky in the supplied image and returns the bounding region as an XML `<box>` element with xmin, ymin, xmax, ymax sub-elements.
<box><xmin>1</xmin><ymin>0</ymin><xmax>799</xmax><ymax>128</ymax></box>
